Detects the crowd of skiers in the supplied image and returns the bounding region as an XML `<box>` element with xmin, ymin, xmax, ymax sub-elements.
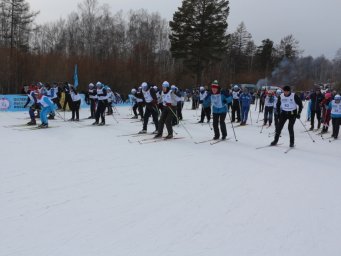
<box><xmin>22</xmin><ymin>79</ymin><xmax>341</xmax><ymax>145</ymax></box>
<box><xmin>305</xmin><ymin>86</ymin><xmax>341</xmax><ymax>139</ymax></box>
<box><xmin>23</xmin><ymin>82</ymin><xmax>81</xmax><ymax>128</ymax></box>
<box><xmin>23</xmin><ymin>81</ymin><xmax>121</xmax><ymax>128</ymax></box>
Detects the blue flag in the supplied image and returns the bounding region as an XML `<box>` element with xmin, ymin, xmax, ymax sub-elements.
<box><xmin>73</xmin><ymin>64</ymin><xmax>79</xmax><ymax>89</ymax></box>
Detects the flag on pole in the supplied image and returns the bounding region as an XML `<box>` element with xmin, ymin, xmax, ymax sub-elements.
<box><xmin>73</xmin><ymin>64</ymin><xmax>79</xmax><ymax>89</ymax></box>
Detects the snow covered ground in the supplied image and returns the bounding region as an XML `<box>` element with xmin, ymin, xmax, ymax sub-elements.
<box><xmin>1</xmin><ymin>103</ymin><xmax>341</xmax><ymax>256</ymax></box>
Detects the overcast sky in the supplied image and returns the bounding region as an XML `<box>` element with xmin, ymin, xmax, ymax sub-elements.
<box><xmin>27</xmin><ymin>0</ymin><xmax>341</xmax><ymax>59</ymax></box>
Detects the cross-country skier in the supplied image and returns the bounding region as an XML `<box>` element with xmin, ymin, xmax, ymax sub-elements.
<box><xmin>37</xmin><ymin>88</ymin><xmax>56</xmax><ymax>128</ymax></box>
<box><xmin>139</xmin><ymin>82</ymin><xmax>159</xmax><ymax>134</ymax></box>
<box><xmin>328</xmin><ymin>94</ymin><xmax>341</xmax><ymax>139</ymax></box>
<box><xmin>93</xmin><ymin>82</ymin><xmax>107</xmax><ymax>126</ymax></box>
<box><xmin>46</xmin><ymin>83</ymin><xmax>56</xmax><ymax>120</ymax></box>
<box><xmin>130</xmin><ymin>88</ymin><xmax>139</xmax><ymax>119</ymax></box>
<box><xmin>198</xmin><ymin>86</ymin><xmax>211</xmax><ymax>123</ymax></box>
<box><xmin>210</xmin><ymin>80</ymin><xmax>232</xmax><ymax>140</ymax></box>
<box><xmin>87</xmin><ymin>83</ymin><xmax>97</xmax><ymax>119</ymax></box>
<box><xmin>263</xmin><ymin>90</ymin><xmax>277</xmax><ymax>127</ymax></box>
<box><xmin>321</xmin><ymin>92</ymin><xmax>332</xmax><ymax>134</ymax></box>
<box><xmin>70</xmin><ymin>85</ymin><xmax>81</xmax><ymax>121</ymax></box>
<box><xmin>239</xmin><ymin>87</ymin><xmax>252</xmax><ymax>125</ymax></box>
<box><xmin>23</xmin><ymin>87</ymin><xmax>38</xmax><ymax>125</ymax></box>
<box><xmin>231</xmin><ymin>85</ymin><xmax>241</xmax><ymax>123</ymax></box>
<box><xmin>106</xmin><ymin>88</ymin><xmax>114</xmax><ymax>115</ymax></box>
<box><xmin>154</xmin><ymin>81</ymin><xmax>177</xmax><ymax>139</ymax></box>
<box><xmin>259</xmin><ymin>89</ymin><xmax>266</xmax><ymax>112</ymax></box>
<box><xmin>270</xmin><ymin>86</ymin><xmax>303</xmax><ymax>148</ymax></box>
<box><xmin>309</xmin><ymin>87</ymin><xmax>323</xmax><ymax>131</ymax></box>
<box><xmin>274</xmin><ymin>89</ymin><xmax>282</xmax><ymax>129</ymax></box>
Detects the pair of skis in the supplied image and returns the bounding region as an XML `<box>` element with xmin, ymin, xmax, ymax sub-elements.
<box><xmin>195</xmin><ymin>138</ymin><xmax>231</xmax><ymax>145</ymax></box>
<box><xmin>256</xmin><ymin>143</ymin><xmax>294</xmax><ymax>154</ymax></box>
<box><xmin>136</xmin><ymin>137</ymin><xmax>185</xmax><ymax>144</ymax></box>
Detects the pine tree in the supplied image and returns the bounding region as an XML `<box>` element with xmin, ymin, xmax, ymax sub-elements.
<box><xmin>169</xmin><ymin>0</ymin><xmax>229</xmax><ymax>84</ymax></box>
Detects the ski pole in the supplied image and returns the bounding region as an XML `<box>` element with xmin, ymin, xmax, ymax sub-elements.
<box><xmin>256</xmin><ymin>109</ymin><xmax>261</xmax><ymax>123</ymax></box>
<box><xmin>227</xmin><ymin>111</ymin><xmax>238</xmax><ymax>142</ymax></box>
<box><xmin>208</xmin><ymin>121</ymin><xmax>213</xmax><ymax>131</ymax></box>
<box><xmin>260</xmin><ymin>123</ymin><xmax>265</xmax><ymax>134</ymax></box>
<box><xmin>55</xmin><ymin>110</ymin><xmax>67</xmax><ymax>122</ymax></box>
<box><xmin>168</xmin><ymin>106</ymin><xmax>194</xmax><ymax>139</ymax></box>
<box><xmin>299</xmin><ymin>118</ymin><xmax>315</xmax><ymax>143</ymax></box>
<box><xmin>113</xmin><ymin>104</ymin><xmax>120</xmax><ymax>115</ymax></box>
<box><xmin>249</xmin><ymin>109</ymin><xmax>253</xmax><ymax>125</ymax></box>
<box><xmin>112</xmin><ymin>112</ymin><xmax>119</xmax><ymax>124</ymax></box>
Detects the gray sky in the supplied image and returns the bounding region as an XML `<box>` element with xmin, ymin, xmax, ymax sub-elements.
<box><xmin>27</xmin><ymin>0</ymin><xmax>341</xmax><ymax>59</ymax></box>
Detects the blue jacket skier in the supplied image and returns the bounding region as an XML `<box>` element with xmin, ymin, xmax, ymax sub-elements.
<box><xmin>210</xmin><ymin>80</ymin><xmax>232</xmax><ymax>140</ymax></box>
<box><xmin>239</xmin><ymin>88</ymin><xmax>252</xmax><ymax>125</ymax></box>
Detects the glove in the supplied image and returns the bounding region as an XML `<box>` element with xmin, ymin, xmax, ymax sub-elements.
<box><xmin>296</xmin><ymin>113</ymin><xmax>301</xmax><ymax>119</ymax></box>
<box><xmin>166</xmin><ymin>103</ymin><xmax>172</xmax><ymax>107</ymax></box>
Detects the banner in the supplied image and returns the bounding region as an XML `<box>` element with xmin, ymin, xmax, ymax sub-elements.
<box><xmin>0</xmin><ymin>94</ymin><xmax>89</xmax><ymax>112</ymax></box>
<box><xmin>74</xmin><ymin>64</ymin><xmax>79</xmax><ymax>89</ymax></box>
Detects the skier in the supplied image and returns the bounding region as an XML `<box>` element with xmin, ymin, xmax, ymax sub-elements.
<box><xmin>239</xmin><ymin>88</ymin><xmax>252</xmax><ymax>125</ymax></box>
<box><xmin>63</xmin><ymin>82</ymin><xmax>73</xmax><ymax>111</ymax></box>
<box><xmin>93</xmin><ymin>82</ymin><xmax>107</xmax><ymax>126</ymax></box>
<box><xmin>177</xmin><ymin>88</ymin><xmax>185</xmax><ymax>121</ymax></box>
<box><xmin>37</xmin><ymin>88</ymin><xmax>56</xmax><ymax>128</ymax></box>
<box><xmin>69</xmin><ymin>85</ymin><xmax>81</xmax><ymax>121</ymax></box>
<box><xmin>46</xmin><ymin>83</ymin><xmax>56</xmax><ymax>120</ymax></box>
<box><xmin>139</xmin><ymin>82</ymin><xmax>159</xmax><ymax>134</ymax></box>
<box><xmin>231</xmin><ymin>85</ymin><xmax>241</xmax><ymax>123</ymax></box>
<box><xmin>320</xmin><ymin>92</ymin><xmax>332</xmax><ymax>134</ymax></box>
<box><xmin>106</xmin><ymin>88</ymin><xmax>114</xmax><ymax>115</ymax></box>
<box><xmin>309</xmin><ymin>87</ymin><xmax>323</xmax><ymax>130</ymax></box>
<box><xmin>87</xmin><ymin>83</ymin><xmax>97</xmax><ymax>119</ymax></box>
<box><xmin>154</xmin><ymin>81</ymin><xmax>177</xmax><ymax>139</ymax></box>
<box><xmin>153</xmin><ymin>86</ymin><xmax>163</xmax><ymax>113</ymax></box>
<box><xmin>328</xmin><ymin>94</ymin><xmax>341</xmax><ymax>139</ymax></box>
<box><xmin>135</xmin><ymin>87</ymin><xmax>145</xmax><ymax>120</ymax></box>
<box><xmin>259</xmin><ymin>89</ymin><xmax>266</xmax><ymax>112</ymax></box>
<box><xmin>270</xmin><ymin>86</ymin><xmax>303</xmax><ymax>148</ymax></box>
<box><xmin>210</xmin><ymin>80</ymin><xmax>232</xmax><ymax>140</ymax></box>
<box><xmin>23</xmin><ymin>87</ymin><xmax>38</xmax><ymax>125</ymax></box>
<box><xmin>198</xmin><ymin>86</ymin><xmax>211</xmax><ymax>123</ymax></box>
<box><xmin>130</xmin><ymin>88</ymin><xmax>139</xmax><ymax>119</ymax></box>
<box><xmin>273</xmin><ymin>89</ymin><xmax>282</xmax><ymax>129</ymax></box>
<box><xmin>170</xmin><ymin>85</ymin><xmax>182</xmax><ymax>125</ymax></box>
<box><xmin>263</xmin><ymin>90</ymin><xmax>277</xmax><ymax>127</ymax></box>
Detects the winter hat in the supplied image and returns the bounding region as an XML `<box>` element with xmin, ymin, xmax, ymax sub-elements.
<box><xmin>141</xmin><ymin>82</ymin><xmax>148</xmax><ymax>91</ymax></box>
<box><xmin>276</xmin><ymin>89</ymin><xmax>282</xmax><ymax>95</ymax></box>
<box><xmin>131</xmin><ymin>89</ymin><xmax>137</xmax><ymax>94</ymax></box>
<box><xmin>153</xmin><ymin>86</ymin><xmax>158</xmax><ymax>91</ymax></box>
<box><xmin>89</xmin><ymin>83</ymin><xmax>94</xmax><ymax>88</ymax></box>
<box><xmin>162</xmin><ymin>81</ymin><xmax>170</xmax><ymax>88</ymax></box>
<box><xmin>283</xmin><ymin>85</ymin><xmax>291</xmax><ymax>92</ymax></box>
<box><xmin>39</xmin><ymin>88</ymin><xmax>47</xmax><ymax>95</ymax></box>
<box><xmin>200</xmin><ymin>86</ymin><xmax>205</xmax><ymax>91</ymax></box>
<box><xmin>335</xmin><ymin>94</ymin><xmax>341</xmax><ymax>100</ymax></box>
<box><xmin>96</xmin><ymin>82</ymin><xmax>103</xmax><ymax>88</ymax></box>
<box><xmin>171</xmin><ymin>85</ymin><xmax>178</xmax><ymax>91</ymax></box>
<box><xmin>211</xmin><ymin>80</ymin><xmax>219</xmax><ymax>89</ymax></box>
<box><xmin>325</xmin><ymin>92</ymin><xmax>332</xmax><ymax>99</ymax></box>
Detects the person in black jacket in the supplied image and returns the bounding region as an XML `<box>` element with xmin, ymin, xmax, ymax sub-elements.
<box><xmin>271</xmin><ymin>86</ymin><xmax>303</xmax><ymax>148</ymax></box>
<box><xmin>309</xmin><ymin>87</ymin><xmax>324</xmax><ymax>131</ymax></box>
<box><xmin>63</xmin><ymin>82</ymin><xmax>73</xmax><ymax>111</ymax></box>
